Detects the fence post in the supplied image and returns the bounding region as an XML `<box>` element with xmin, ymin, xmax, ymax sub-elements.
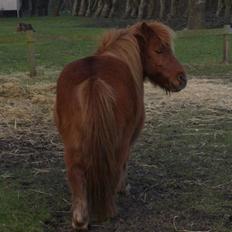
<box><xmin>26</xmin><ymin>30</ymin><xmax>37</xmax><ymax>77</ymax></box>
<box><xmin>223</xmin><ymin>25</ymin><xmax>231</xmax><ymax>64</ymax></box>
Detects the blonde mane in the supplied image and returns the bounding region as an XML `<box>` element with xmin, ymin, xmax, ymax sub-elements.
<box><xmin>96</xmin><ymin>28</ymin><xmax>143</xmax><ymax>93</ymax></box>
<box><xmin>132</xmin><ymin>21</ymin><xmax>175</xmax><ymax>49</ymax></box>
<box><xmin>96</xmin><ymin>21</ymin><xmax>174</xmax><ymax>93</ymax></box>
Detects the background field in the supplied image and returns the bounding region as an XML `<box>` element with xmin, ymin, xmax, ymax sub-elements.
<box><xmin>1</xmin><ymin>16</ymin><xmax>232</xmax><ymax>76</ymax></box>
<box><xmin>0</xmin><ymin>16</ymin><xmax>232</xmax><ymax>232</ymax></box>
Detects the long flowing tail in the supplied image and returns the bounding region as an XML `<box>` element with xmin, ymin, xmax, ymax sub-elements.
<box><xmin>77</xmin><ymin>78</ymin><xmax>118</xmax><ymax>220</ymax></box>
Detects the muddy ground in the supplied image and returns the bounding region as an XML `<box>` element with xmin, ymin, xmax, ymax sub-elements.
<box><xmin>0</xmin><ymin>74</ymin><xmax>232</xmax><ymax>232</ymax></box>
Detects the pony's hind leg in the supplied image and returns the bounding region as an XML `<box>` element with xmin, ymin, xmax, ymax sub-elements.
<box><xmin>65</xmin><ymin>151</ymin><xmax>89</xmax><ymax>230</ymax></box>
<box><xmin>116</xmin><ymin>142</ymin><xmax>131</xmax><ymax>195</ymax></box>
<box><xmin>117</xmin><ymin>163</ymin><xmax>131</xmax><ymax>195</ymax></box>
<box><xmin>68</xmin><ymin>166</ymin><xmax>89</xmax><ymax>230</ymax></box>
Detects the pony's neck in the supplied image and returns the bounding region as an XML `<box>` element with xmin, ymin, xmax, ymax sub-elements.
<box><xmin>97</xmin><ymin>30</ymin><xmax>144</xmax><ymax>93</ymax></box>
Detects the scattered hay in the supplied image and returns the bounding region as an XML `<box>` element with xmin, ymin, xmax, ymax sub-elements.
<box><xmin>0</xmin><ymin>81</ymin><xmax>24</xmax><ymax>97</ymax></box>
<box><xmin>144</xmin><ymin>77</ymin><xmax>232</xmax><ymax>121</ymax></box>
<box><xmin>0</xmin><ymin>74</ymin><xmax>57</xmax><ymax>137</ymax></box>
<box><xmin>1</xmin><ymin>73</ymin><xmax>232</xmax><ymax>138</ymax></box>
<box><xmin>31</xmin><ymin>94</ymin><xmax>53</xmax><ymax>104</ymax></box>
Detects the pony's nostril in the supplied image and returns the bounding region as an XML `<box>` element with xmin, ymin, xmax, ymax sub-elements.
<box><xmin>177</xmin><ymin>74</ymin><xmax>186</xmax><ymax>83</ymax></box>
<box><xmin>178</xmin><ymin>74</ymin><xmax>187</xmax><ymax>85</ymax></box>
<box><xmin>176</xmin><ymin>73</ymin><xmax>187</xmax><ymax>90</ymax></box>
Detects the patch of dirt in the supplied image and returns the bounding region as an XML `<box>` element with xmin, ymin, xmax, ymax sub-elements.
<box><xmin>1</xmin><ymin>76</ymin><xmax>232</xmax><ymax>232</ymax></box>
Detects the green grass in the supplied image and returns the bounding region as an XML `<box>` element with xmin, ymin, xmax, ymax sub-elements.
<box><xmin>1</xmin><ymin>16</ymin><xmax>232</xmax><ymax>76</ymax></box>
<box><xmin>133</xmin><ymin>106</ymin><xmax>232</xmax><ymax>231</ymax></box>
<box><xmin>176</xmin><ymin>35</ymin><xmax>226</xmax><ymax>63</ymax></box>
<box><xmin>0</xmin><ymin>180</ymin><xmax>50</xmax><ymax>232</ymax></box>
<box><xmin>0</xmin><ymin>16</ymin><xmax>104</xmax><ymax>74</ymax></box>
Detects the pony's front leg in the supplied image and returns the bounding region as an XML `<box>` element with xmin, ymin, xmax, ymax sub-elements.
<box><xmin>67</xmin><ymin>163</ymin><xmax>89</xmax><ymax>230</ymax></box>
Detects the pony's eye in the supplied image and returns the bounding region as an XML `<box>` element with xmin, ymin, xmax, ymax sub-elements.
<box><xmin>155</xmin><ymin>49</ymin><xmax>162</xmax><ymax>54</ymax></box>
<box><xmin>155</xmin><ymin>46</ymin><xmax>164</xmax><ymax>54</ymax></box>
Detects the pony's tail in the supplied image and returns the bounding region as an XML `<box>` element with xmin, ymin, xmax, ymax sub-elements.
<box><xmin>77</xmin><ymin>78</ymin><xmax>118</xmax><ymax>220</ymax></box>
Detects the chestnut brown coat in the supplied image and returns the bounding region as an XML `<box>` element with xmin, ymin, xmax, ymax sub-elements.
<box><xmin>55</xmin><ymin>21</ymin><xmax>187</xmax><ymax>230</ymax></box>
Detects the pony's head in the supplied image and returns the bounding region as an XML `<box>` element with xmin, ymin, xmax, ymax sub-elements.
<box><xmin>133</xmin><ymin>22</ymin><xmax>187</xmax><ymax>92</ymax></box>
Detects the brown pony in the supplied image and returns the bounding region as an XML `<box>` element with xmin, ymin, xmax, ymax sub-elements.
<box><xmin>55</xmin><ymin>21</ymin><xmax>187</xmax><ymax>230</ymax></box>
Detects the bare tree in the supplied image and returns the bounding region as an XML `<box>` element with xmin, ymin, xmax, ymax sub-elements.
<box><xmin>147</xmin><ymin>0</ymin><xmax>156</xmax><ymax>19</ymax></box>
<box><xmin>28</xmin><ymin>0</ymin><xmax>221</xmax><ymax>23</ymax></box>
<box><xmin>216</xmin><ymin>0</ymin><xmax>223</xmax><ymax>16</ymax></box>
<box><xmin>72</xmin><ymin>0</ymin><xmax>79</xmax><ymax>16</ymax></box>
<box><xmin>169</xmin><ymin>0</ymin><xmax>177</xmax><ymax>18</ymax></box>
<box><xmin>48</xmin><ymin>0</ymin><xmax>64</xmax><ymax>16</ymax></box>
<box><xmin>85</xmin><ymin>0</ymin><xmax>92</xmax><ymax>16</ymax></box>
<box><xmin>138</xmin><ymin>0</ymin><xmax>147</xmax><ymax>19</ymax></box>
<box><xmin>131</xmin><ymin>0</ymin><xmax>139</xmax><ymax>18</ymax></box>
<box><xmin>108</xmin><ymin>0</ymin><xmax>118</xmax><ymax>18</ymax></box>
<box><xmin>159</xmin><ymin>0</ymin><xmax>165</xmax><ymax>19</ymax></box>
<box><xmin>216</xmin><ymin>0</ymin><xmax>232</xmax><ymax>23</ymax></box>
<box><xmin>94</xmin><ymin>0</ymin><xmax>104</xmax><ymax>16</ymax></box>
<box><xmin>78</xmin><ymin>0</ymin><xmax>87</xmax><ymax>16</ymax></box>
<box><xmin>187</xmin><ymin>0</ymin><xmax>206</xmax><ymax>29</ymax></box>
<box><xmin>101</xmin><ymin>0</ymin><xmax>111</xmax><ymax>17</ymax></box>
<box><xmin>224</xmin><ymin>0</ymin><xmax>232</xmax><ymax>22</ymax></box>
<box><xmin>123</xmin><ymin>0</ymin><xmax>132</xmax><ymax>18</ymax></box>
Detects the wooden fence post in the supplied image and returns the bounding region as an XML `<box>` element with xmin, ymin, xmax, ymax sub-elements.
<box><xmin>26</xmin><ymin>30</ymin><xmax>37</xmax><ymax>77</ymax></box>
<box><xmin>223</xmin><ymin>25</ymin><xmax>231</xmax><ymax>64</ymax></box>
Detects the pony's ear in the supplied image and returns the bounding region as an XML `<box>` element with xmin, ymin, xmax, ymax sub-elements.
<box><xmin>134</xmin><ymin>23</ymin><xmax>153</xmax><ymax>50</ymax></box>
<box><xmin>140</xmin><ymin>22</ymin><xmax>154</xmax><ymax>38</ymax></box>
<box><xmin>134</xmin><ymin>32</ymin><xmax>146</xmax><ymax>51</ymax></box>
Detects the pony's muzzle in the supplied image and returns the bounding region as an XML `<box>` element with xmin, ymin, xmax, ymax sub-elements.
<box><xmin>176</xmin><ymin>73</ymin><xmax>187</xmax><ymax>91</ymax></box>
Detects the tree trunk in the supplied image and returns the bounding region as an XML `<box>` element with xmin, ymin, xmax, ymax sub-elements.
<box><xmin>94</xmin><ymin>0</ymin><xmax>104</xmax><ymax>17</ymax></box>
<box><xmin>54</xmin><ymin>0</ymin><xmax>63</xmax><ymax>16</ymax></box>
<box><xmin>108</xmin><ymin>0</ymin><xmax>118</xmax><ymax>18</ymax></box>
<box><xmin>30</xmin><ymin>0</ymin><xmax>37</xmax><ymax>16</ymax></box>
<box><xmin>78</xmin><ymin>0</ymin><xmax>86</xmax><ymax>16</ymax></box>
<box><xmin>48</xmin><ymin>0</ymin><xmax>63</xmax><ymax>16</ymax></box>
<box><xmin>123</xmin><ymin>0</ymin><xmax>132</xmax><ymax>18</ymax></box>
<box><xmin>72</xmin><ymin>0</ymin><xmax>79</xmax><ymax>16</ymax></box>
<box><xmin>138</xmin><ymin>0</ymin><xmax>146</xmax><ymax>19</ymax></box>
<box><xmin>147</xmin><ymin>0</ymin><xmax>156</xmax><ymax>19</ymax></box>
<box><xmin>169</xmin><ymin>0</ymin><xmax>177</xmax><ymax>18</ymax></box>
<box><xmin>92</xmin><ymin>0</ymin><xmax>98</xmax><ymax>12</ymax></box>
<box><xmin>183</xmin><ymin>0</ymin><xmax>189</xmax><ymax>17</ymax></box>
<box><xmin>62</xmin><ymin>0</ymin><xmax>73</xmax><ymax>13</ymax></box>
<box><xmin>85</xmin><ymin>0</ymin><xmax>92</xmax><ymax>16</ymax></box>
<box><xmin>131</xmin><ymin>0</ymin><xmax>139</xmax><ymax>18</ymax></box>
<box><xmin>224</xmin><ymin>0</ymin><xmax>232</xmax><ymax>23</ymax></box>
<box><xmin>159</xmin><ymin>0</ymin><xmax>165</xmax><ymax>19</ymax></box>
<box><xmin>216</xmin><ymin>0</ymin><xmax>223</xmax><ymax>16</ymax></box>
<box><xmin>187</xmin><ymin>0</ymin><xmax>206</xmax><ymax>29</ymax></box>
<box><xmin>101</xmin><ymin>0</ymin><xmax>111</xmax><ymax>17</ymax></box>
<box><xmin>28</xmin><ymin>0</ymin><xmax>32</xmax><ymax>16</ymax></box>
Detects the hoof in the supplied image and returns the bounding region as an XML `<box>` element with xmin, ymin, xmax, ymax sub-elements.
<box><xmin>118</xmin><ymin>183</ymin><xmax>131</xmax><ymax>196</ymax></box>
<box><xmin>72</xmin><ymin>218</ymin><xmax>88</xmax><ymax>231</ymax></box>
<box><xmin>72</xmin><ymin>209</ymin><xmax>89</xmax><ymax>231</ymax></box>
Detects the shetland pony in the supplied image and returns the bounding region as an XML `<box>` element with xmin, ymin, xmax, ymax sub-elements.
<box><xmin>55</xmin><ymin>21</ymin><xmax>187</xmax><ymax>230</ymax></box>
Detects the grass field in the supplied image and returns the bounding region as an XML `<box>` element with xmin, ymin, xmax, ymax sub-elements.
<box><xmin>1</xmin><ymin>16</ymin><xmax>232</xmax><ymax>76</ymax></box>
<box><xmin>1</xmin><ymin>16</ymin><xmax>232</xmax><ymax>232</ymax></box>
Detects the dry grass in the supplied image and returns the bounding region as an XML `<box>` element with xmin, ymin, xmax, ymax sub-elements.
<box><xmin>144</xmin><ymin>78</ymin><xmax>232</xmax><ymax>121</ymax></box>
<box><xmin>1</xmin><ymin>74</ymin><xmax>232</xmax><ymax>138</ymax></box>
<box><xmin>0</xmin><ymin>73</ymin><xmax>56</xmax><ymax>138</ymax></box>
